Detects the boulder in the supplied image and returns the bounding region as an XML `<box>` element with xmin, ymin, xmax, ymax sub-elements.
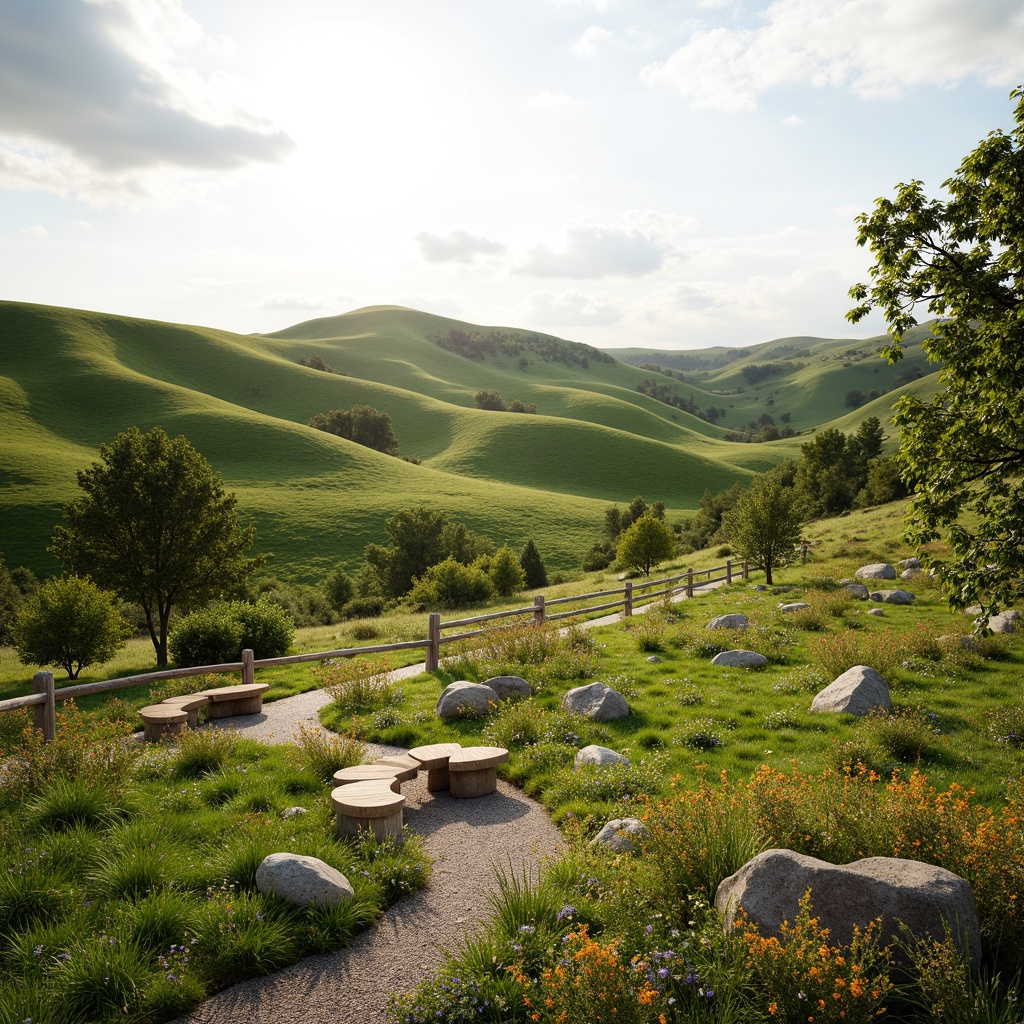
<box><xmin>715</xmin><ymin>848</ymin><xmax>980</xmax><ymax>969</ymax></box>
<box><xmin>869</xmin><ymin>589</ymin><xmax>915</xmax><ymax>605</ymax></box>
<box><xmin>989</xmin><ymin>610</ymin><xmax>1020</xmax><ymax>634</ymax></box>
<box><xmin>711</xmin><ymin>650</ymin><xmax>768</xmax><ymax>669</ymax></box>
<box><xmin>855</xmin><ymin>563</ymin><xmax>897</xmax><ymax>580</ymax></box>
<box><xmin>901</xmin><ymin>569</ymin><xmax>918</xmax><ymax>581</ymax></box>
<box><xmin>561</xmin><ymin>682</ymin><xmax>630</xmax><ymax>722</ymax></box>
<box><xmin>256</xmin><ymin>853</ymin><xmax>354</xmax><ymax>907</ymax></box>
<box><xmin>436</xmin><ymin>680</ymin><xmax>499</xmax><ymax>719</ymax></box>
<box><xmin>844</xmin><ymin>583</ymin><xmax>870</xmax><ymax>599</ymax></box>
<box><xmin>810</xmin><ymin>665</ymin><xmax>892</xmax><ymax>716</ymax></box>
<box><xmin>868</xmin><ymin>608</ymin><xmax>885</xmax><ymax>617</ymax></box>
<box><xmin>939</xmin><ymin>633</ymin><xmax>982</xmax><ymax>654</ymax></box>
<box><xmin>575</xmin><ymin>744</ymin><xmax>630</xmax><ymax>768</ymax></box>
<box><xmin>778</xmin><ymin>602</ymin><xmax>810</xmax><ymax>613</ymax></box>
<box><xmin>483</xmin><ymin>675</ymin><xmax>532</xmax><ymax>701</ymax></box>
<box><xmin>897</xmin><ymin>557</ymin><xmax>922</xmax><ymax>570</ymax></box>
<box><xmin>591</xmin><ymin>817</ymin><xmax>647</xmax><ymax>853</ymax></box>
<box><xmin>706</xmin><ymin>614</ymin><xmax>749</xmax><ymax>630</ymax></box>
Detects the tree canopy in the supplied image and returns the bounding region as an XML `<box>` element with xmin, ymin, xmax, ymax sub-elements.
<box><xmin>308</xmin><ymin>405</ymin><xmax>400</xmax><ymax>456</ymax></box>
<box><xmin>724</xmin><ymin>476</ymin><xmax>803</xmax><ymax>586</ymax></box>
<box><xmin>50</xmin><ymin>427</ymin><xmax>263</xmax><ymax>666</ymax></box>
<box><xmin>616</xmin><ymin>514</ymin><xmax>675</xmax><ymax>577</ymax></box>
<box><xmin>848</xmin><ymin>89</ymin><xmax>1024</xmax><ymax>620</ymax></box>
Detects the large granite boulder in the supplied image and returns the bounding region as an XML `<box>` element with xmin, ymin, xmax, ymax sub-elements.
<box><xmin>715</xmin><ymin>848</ymin><xmax>980</xmax><ymax>968</ymax></box>
<box><xmin>869</xmin><ymin>589</ymin><xmax>916</xmax><ymax>605</ymax></box>
<box><xmin>810</xmin><ymin>665</ymin><xmax>892</xmax><ymax>716</ymax></box>
<box><xmin>711</xmin><ymin>650</ymin><xmax>768</xmax><ymax>669</ymax></box>
<box><xmin>256</xmin><ymin>853</ymin><xmax>354</xmax><ymax>907</ymax></box>
<box><xmin>989</xmin><ymin>610</ymin><xmax>1020</xmax><ymax>634</ymax></box>
<box><xmin>591</xmin><ymin>817</ymin><xmax>647</xmax><ymax>853</ymax></box>
<box><xmin>843</xmin><ymin>582</ymin><xmax>871</xmax><ymax>599</ymax></box>
<box><xmin>707</xmin><ymin>614</ymin><xmax>749</xmax><ymax>630</ymax></box>
<box><xmin>562</xmin><ymin>682</ymin><xmax>630</xmax><ymax>721</ymax></box>
<box><xmin>575</xmin><ymin>744</ymin><xmax>630</xmax><ymax>768</ymax></box>
<box><xmin>856</xmin><ymin>563</ymin><xmax>897</xmax><ymax>580</ymax></box>
<box><xmin>897</xmin><ymin>557</ymin><xmax>922</xmax><ymax>570</ymax></box>
<box><xmin>779</xmin><ymin>602</ymin><xmax>810</xmax><ymax>613</ymax></box>
<box><xmin>484</xmin><ymin>675</ymin><xmax>532</xmax><ymax>701</ymax></box>
<box><xmin>436</xmin><ymin>680</ymin><xmax>499</xmax><ymax>719</ymax></box>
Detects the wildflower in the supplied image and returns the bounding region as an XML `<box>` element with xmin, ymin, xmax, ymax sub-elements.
<box><xmin>557</xmin><ymin>905</ymin><xmax>578</xmax><ymax>923</ymax></box>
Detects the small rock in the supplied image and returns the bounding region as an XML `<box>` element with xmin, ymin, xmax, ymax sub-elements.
<box><xmin>280</xmin><ymin>806</ymin><xmax>308</xmax><ymax>820</ymax></box>
<box><xmin>810</xmin><ymin>665</ymin><xmax>892</xmax><ymax>716</ymax></box>
<box><xmin>591</xmin><ymin>817</ymin><xmax>648</xmax><ymax>853</ymax></box>
<box><xmin>752</xmin><ymin>585</ymin><xmax>768</xmax><ymax>592</ymax></box>
<box><xmin>855</xmin><ymin>563</ymin><xmax>897</xmax><ymax>580</ymax></box>
<box><xmin>707</xmin><ymin>613</ymin><xmax>749</xmax><ymax>630</ymax></box>
<box><xmin>436</xmin><ymin>681</ymin><xmax>499</xmax><ymax>719</ymax></box>
<box><xmin>778</xmin><ymin>602</ymin><xmax>810</xmax><ymax>613</ymax></box>
<box><xmin>483</xmin><ymin>675</ymin><xmax>532</xmax><ymax>701</ymax></box>
<box><xmin>901</xmin><ymin>568</ymin><xmax>918</xmax><ymax>581</ymax></box>
<box><xmin>868</xmin><ymin>608</ymin><xmax>885</xmax><ymax>616</ymax></box>
<box><xmin>897</xmin><ymin>557</ymin><xmax>922</xmax><ymax>570</ymax></box>
<box><xmin>575</xmin><ymin>745</ymin><xmax>630</xmax><ymax>768</ymax></box>
<box><xmin>256</xmin><ymin>853</ymin><xmax>354</xmax><ymax>907</ymax></box>
<box><xmin>646</xmin><ymin>655</ymin><xmax>663</xmax><ymax>664</ymax></box>
<box><xmin>562</xmin><ymin>682</ymin><xmax>630</xmax><ymax>722</ymax></box>
<box><xmin>711</xmin><ymin>650</ymin><xmax>768</xmax><ymax>669</ymax></box>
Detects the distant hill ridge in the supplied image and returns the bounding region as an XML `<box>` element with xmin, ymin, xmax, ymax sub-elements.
<box><xmin>0</xmin><ymin>301</ymin><xmax>939</xmax><ymax>582</ymax></box>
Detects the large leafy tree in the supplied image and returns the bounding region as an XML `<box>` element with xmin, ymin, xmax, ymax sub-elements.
<box><xmin>848</xmin><ymin>89</ymin><xmax>1024</xmax><ymax>620</ymax></box>
<box><xmin>724</xmin><ymin>476</ymin><xmax>803</xmax><ymax>586</ymax></box>
<box><xmin>616</xmin><ymin>513</ymin><xmax>675</xmax><ymax>577</ymax></box>
<box><xmin>51</xmin><ymin>427</ymin><xmax>263</xmax><ymax>666</ymax></box>
<box><xmin>309</xmin><ymin>405</ymin><xmax>399</xmax><ymax>456</ymax></box>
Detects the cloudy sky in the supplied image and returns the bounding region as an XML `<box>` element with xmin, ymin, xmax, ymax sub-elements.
<box><xmin>1</xmin><ymin>0</ymin><xmax>1022</xmax><ymax>350</ymax></box>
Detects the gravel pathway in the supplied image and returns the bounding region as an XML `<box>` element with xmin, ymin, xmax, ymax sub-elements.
<box><xmin>173</xmin><ymin>664</ymin><xmax>564</xmax><ymax>1024</ymax></box>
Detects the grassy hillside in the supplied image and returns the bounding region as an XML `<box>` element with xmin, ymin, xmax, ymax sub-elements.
<box><xmin>0</xmin><ymin>301</ymin><xmax>934</xmax><ymax>584</ymax></box>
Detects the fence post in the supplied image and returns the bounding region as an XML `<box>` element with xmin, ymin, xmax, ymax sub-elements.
<box><xmin>742</xmin><ymin>559</ymin><xmax>749</xmax><ymax>580</ymax></box>
<box><xmin>426</xmin><ymin>612</ymin><xmax>441</xmax><ymax>672</ymax></box>
<box><xmin>533</xmin><ymin>594</ymin><xmax>546</xmax><ymax>626</ymax></box>
<box><xmin>241</xmin><ymin>649</ymin><xmax>255</xmax><ymax>686</ymax></box>
<box><xmin>624</xmin><ymin>581</ymin><xmax>633</xmax><ymax>617</ymax></box>
<box><xmin>686</xmin><ymin>568</ymin><xmax>693</xmax><ymax>598</ymax></box>
<box><xmin>726</xmin><ymin>559</ymin><xmax>733</xmax><ymax>585</ymax></box>
<box><xmin>32</xmin><ymin>671</ymin><xmax>55</xmax><ymax>742</ymax></box>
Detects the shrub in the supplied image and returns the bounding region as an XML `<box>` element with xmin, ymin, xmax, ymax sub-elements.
<box><xmin>233</xmin><ymin>598</ymin><xmax>294</xmax><ymax>658</ymax></box>
<box><xmin>814</xmin><ymin>627</ymin><xmax>903</xmax><ymax>679</ymax></box>
<box><xmin>315</xmin><ymin>658</ymin><xmax>401</xmax><ymax>713</ymax></box>
<box><xmin>519</xmin><ymin>539</ymin><xmax>548</xmax><ymax>589</ymax></box>
<box><xmin>169</xmin><ymin>605</ymin><xmax>243</xmax><ymax>667</ymax></box>
<box><xmin>408</xmin><ymin>557</ymin><xmax>494</xmax><ymax>609</ymax></box>
<box><xmin>861</xmin><ymin>707</ymin><xmax>942</xmax><ymax>763</ymax></box>
<box><xmin>489</xmin><ymin>545</ymin><xmax>526</xmax><ymax>598</ymax></box>
<box><xmin>324</xmin><ymin>566</ymin><xmax>354</xmax><ymax>611</ymax></box>
<box><xmin>288</xmin><ymin>722</ymin><xmax>366</xmax><ymax>782</ymax></box>
<box><xmin>341</xmin><ymin>596</ymin><xmax>385</xmax><ymax>619</ymax></box>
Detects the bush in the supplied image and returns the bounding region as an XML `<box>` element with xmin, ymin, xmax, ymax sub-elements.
<box><xmin>489</xmin><ymin>545</ymin><xmax>526</xmax><ymax>598</ymax></box>
<box><xmin>325</xmin><ymin>567</ymin><xmax>354</xmax><ymax>611</ymax></box>
<box><xmin>341</xmin><ymin>596</ymin><xmax>385</xmax><ymax>620</ymax></box>
<box><xmin>234</xmin><ymin>599</ymin><xmax>294</xmax><ymax>658</ymax></box>
<box><xmin>408</xmin><ymin>557</ymin><xmax>494</xmax><ymax>610</ymax></box>
<box><xmin>170</xmin><ymin>600</ymin><xmax>294</xmax><ymax>666</ymax></box>
<box><xmin>519</xmin><ymin>539</ymin><xmax>548</xmax><ymax>589</ymax></box>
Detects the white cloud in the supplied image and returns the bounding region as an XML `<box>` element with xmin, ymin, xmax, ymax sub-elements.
<box><xmin>524</xmin><ymin>289</ymin><xmax>622</xmax><ymax>326</ymax></box>
<box><xmin>70</xmin><ymin>219</ymin><xmax>92</xmax><ymax>230</ymax></box>
<box><xmin>518</xmin><ymin>211</ymin><xmax>697</xmax><ymax>280</ymax></box>
<box><xmin>416</xmin><ymin>229</ymin><xmax>506</xmax><ymax>264</ymax></box>
<box><xmin>643</xmin><ymin>0</ymin><xmax>1024</xmax><ymax>111</ymax></box>
<box><xmin>19</xmin><ymin>225</ymin><xmax>48</xmax><ymax>238</ymax></box>
<box><xmin>259</xmin><ymin>292</ymin><xmax>332</xmax><ymax>311</ymax></box>
<box><xmin>0</xmin><ymin>0</ymin><xmax>292</xmax><ymax>202</ymax></box>
<box><xmin>528</xmin><ymin>91</ymin><xmax>581</xmax><ymax>109</ymax></box>
<box><xmin>573</xmin><ymin>25</ymin><xmax>613</xmax><ymax>56</ymax></box>
<box><xmin>782</xmin><ymin>114</ymin><xmax>802</xmax><ymax>127</ymax></box>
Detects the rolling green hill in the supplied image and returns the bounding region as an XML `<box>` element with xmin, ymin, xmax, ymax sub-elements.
<box><xmin>0</xmin><ymin>301</ymin><xmax>938</xmax><ymax>583</ymax></box>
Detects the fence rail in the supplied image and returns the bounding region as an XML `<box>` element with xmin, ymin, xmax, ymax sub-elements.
<box><xmin>0</xmin><ymin>559</ymin><xmax>749</xmax><ymax>741</ymax></box>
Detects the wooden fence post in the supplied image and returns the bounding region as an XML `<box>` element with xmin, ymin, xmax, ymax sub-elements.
<box><xmin>241</xmin><ymin>649</ymin><xmax>255</xmax><ymax>686</ymax></box>
<box><xmin>624</xmin><ymin>581</ymin><xmax>633</xmax><ymax>617</ymax></box>
<box><xmin>726</xmin><ymin>559</ymin><xmax>732</xmax><ymax>585</ymax></box>
<box><xmin>742</xmin><ymin>559</ymin><xmax>749</xmax><ymax>580</ymax></box>
<box><xmin>533</xmin><ymin>594</ymin><xmax>546</xmax><ymax>626</ymax></box>
<box><xmin>426</xmin><ymin>612</ymin><xmax>441</xmax><ymax>672</ymax></box>
<box><xmin>686</xmin><ymin>568</ymin><xmax>693</xmax><ymax>598</ymax></box>
<box><xmin>32</xmin><ymin>671</ymin><xmax>55</xmax><ymax>742</ymax></box>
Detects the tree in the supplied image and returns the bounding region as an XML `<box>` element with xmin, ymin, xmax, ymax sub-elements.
<box><xmin>519</xmin><ymin>539</ymin><xmax>548</xmax><ymax>589</ymax></box>
<box><xmin>616</xmin><ymin>514</ymin><xmax>675</xmax><ymax>576</ymax></box>
<box><xmin>325</xmin><ymin>566</ymin><xmax>354</xmax><ymax>611</ymax></box>
<box><xmin>489</xmin><ymin>544</ymin><xmax>526</xmax><ymax>597</ymax></box>
<box><xmin>50</xmin><ymin>427</ymin><xmax>263</xmax><ymax>666</ymax></box>
<box><xmin>848</xmin><ymin>89</ymin><xmax>1024</xmax><ymax>619</ymax></box>
<box><xmin>308</xmin><ymin>405</ymin><xmax>399</xmax><ymax>456</ymax></box>
<box><xmin>724</xmin><ymin>476</ymin><xmax>803</xmax><ymax>586</ymax></box>
<box><xmin>11</xmin><ymin>575</ymin><xmax>133</xmax><ymax>679</ymax></box>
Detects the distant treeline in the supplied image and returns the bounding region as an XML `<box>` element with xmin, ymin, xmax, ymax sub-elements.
<box><xmin>431</xmin><ymin>328</ymin><xmax>614</xmax><ymax>369</ymax></box>
<box><xmin>635</xmin><ymin>378</ymin><xmax>725</xmax><ymax>423</ymax></box>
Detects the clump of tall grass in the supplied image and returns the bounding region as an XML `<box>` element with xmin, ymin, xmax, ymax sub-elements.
<box><xmin>287</xmin><ymin>721</ymin><xmax>365</xmax><ymax>782</ymax></box>
<box><xmin>814</xmin><ymin>626</ymin><xmax>904</xmax><ymax>679</ymax></box>
<box><xmin>315</xmin><ymin>657</ymin><xmax>401</xmax><ymax>713</ymax></box>
<box><xmin>171</xmin><ymin>726</ymin><xmax>240</xmax><ymax>779</ymax></box>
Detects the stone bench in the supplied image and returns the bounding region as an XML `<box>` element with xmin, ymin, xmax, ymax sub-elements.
<box><xmin>139</xmin><ymin>704</ymin><xmax>188</xmax><ymax>742</ymax></box>
<box><xmin>158</xmin><ymin>693</ymin><xmax>210</xmax><ymax>728</ymax></box>
<box><xmin>198</xmin><ymin>683</ymin><xmax>269</xmax><ymax>718</ymax></box>
<box><xmin>448</xmin><ymin>745</ymin><xmax>509</xmax><ymax>799</ymax></box>
<box><xmin>332</xmin><ymin>764</ymin><xmax>404</xmax><ymax>793</ymax></box>
<box><xmin>330</xmin><ymin>780</ymin><xmax>405</xmax><ymax>840</ymax></box>
<box><xmin>408</xmin><ymin>742</ymin><xmax>463</xmax><ymax>792</ymax></box>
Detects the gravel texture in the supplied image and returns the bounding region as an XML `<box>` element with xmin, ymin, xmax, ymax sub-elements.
<box><xmin>173</xmin><ymin>668</ymin><xmax>563</xmax><ymax>1024</ymax></box>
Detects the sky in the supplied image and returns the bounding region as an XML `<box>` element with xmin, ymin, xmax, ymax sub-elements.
<box><xmin>1</xmin><ymin>0</ymin><xmax>1023</xmax><ymax>351</ymax></box>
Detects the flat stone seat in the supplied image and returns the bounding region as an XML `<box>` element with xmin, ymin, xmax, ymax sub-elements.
<box><xmin>330</xmin><ymin>781</ymin><xmax>405</xmax><ymax>840</ymax></box>
<box><xmin>139</xmin><ymin>704</ymin><xmax>188</xmax><ymax>742</ymax></box>
<box><xmin>372</xmin><ymin>754</ymin><xmax>421</xmax><ymax>783</ymax></box>
<box><xmin>448</xmin><ymin>745</ymin><xmax>509</xmax><ymax>799</ymax></box>
<box><xmin>159</xmin><ymin>693</ymin><xmax>210</xmax><ymax>728</ymax></box>
<box><xmin>408</xmin><ymin>742</ymin><xmax>462</xmax><ymax>792</ymax></box>
<box><xmin>332</xmin><ymin>764</ymin><xmax>403</xmax><ymax>793</ymax></box>
<box><xmin>198</xmin><ymin>683</ymin><xmax>269</xmax><ymax>718</ymax></box>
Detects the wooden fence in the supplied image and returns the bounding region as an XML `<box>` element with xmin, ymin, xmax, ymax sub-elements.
<box><xmin>1</xmin><ymin>559</ymin><xmax>748</xmax><ymax>742</ymax></box>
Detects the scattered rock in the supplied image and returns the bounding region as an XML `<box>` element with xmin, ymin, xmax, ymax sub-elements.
<box><xmin>855</xmin><ymin>563</ymin><xmax>897</xmax><ymax>580</ymax></box>
<box><xmin>574</xmin><ymin>745</ymin><xmax>630</xmax><ymax>768</ymax></box>
<box><xmin>901</xmin><ymin>568</ymin><xmax>918</xmax><ymax>581</ymax></box>
<box><xmin>436</xmin><ymin>681</ymin><xmax>499</xmax><ymax>719</ymax></box>
<box><xmin>715</xmin><ymin>848</ymin><xmax>980</xmax><ymax>969</ymax></box>
<box><xmin>810</xmin><ymin>665</ymin><xmax>892</xmax><ymax>716</ymax></box>
<box><xmin>646</xmin><ymin>655</ymin><xmax>663</xmax><ymax>664</ymax></box>
<box><xmin>868</xmin><ymin>589</ymin><xmax>915</xmax><ymax>605</ymax></box>
<box><xmin>868</xmin><ymin>608</ymin><xmax>885</xmax><ymax>617</ymax></box>
<box><xmin>591</xmin><ymin>817</ymin><xmax>648</xmax><ymax>853</ymax></box>
<box><xmin>939</xmin><ymin>633</ymin><xmax>982</xmax><ymax>654</ymax></box>
<box><xmin>562</xmin><ymin>682</ymin><xmax>630</xmax><ymax>722</ymax></box>
<box><xmin>706</xmin><ymin>614</ymin><xmax>749</xmax><ymax>630</ymax></box>
<box><xmin>752</xmin><ymin>585</ymin><xmax>768</xmax><ymax>592</ymax></box>
<box><xmin>256</xmin><ymin>853</ymin><xmax>354</xmax><ymax>907</ymax></box>
<box><xmin>844</xmin><ymin>583</ymin><xmax>870</xmax><ymax>599</ymax></box>
<box><xmin>280</xmin><ymin>806</ymin><xmax>308</xmax><ymax>820</ymax></box>
<box><xmin>965</xmin><ymin>605</ymin><xmax>983</xmax><ymax>616</ymax></box>
<box><xmin>897</xmin><ymin>557</ymin><xmax>922</xmax><ymax>570</ymax></box>
<box><xmin>711</xmin><ymin>650</ymin><xmax>768</xmax><ymax>669</ymax></box>
<box><xmin>989</xmin><ymin>610</ymin><xmax>1020</xmax><ymax>634</ymax></box>
<box><xmin>778</xmin><ymin>602</ymin><xmax>810</xmax><ymax>613</ymax></box>
<box><xmin>483</xmin><ymin>675</ymin><xmax>532</xmax><ymax>701</ymax></box>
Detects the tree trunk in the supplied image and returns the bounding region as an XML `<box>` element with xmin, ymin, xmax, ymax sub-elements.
<box><xmin>764</xmin><ymin>563</ymin><xmax>774</xmax><ymax>585</ymax></box>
